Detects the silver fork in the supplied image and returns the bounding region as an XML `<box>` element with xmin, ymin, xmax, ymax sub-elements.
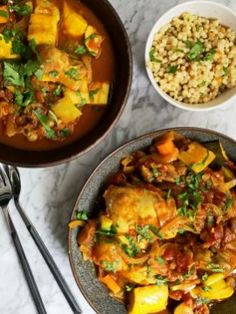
<box><xmin>0</xmin><ymin>165</ymin><xmax>47</xmax><ymax>314</ymax></box>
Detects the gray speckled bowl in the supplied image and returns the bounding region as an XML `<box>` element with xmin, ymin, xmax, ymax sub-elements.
<box><xmin>68</xmin><ymin>127</ymin><xmax>236</xmax><ymax>314</ymax></box>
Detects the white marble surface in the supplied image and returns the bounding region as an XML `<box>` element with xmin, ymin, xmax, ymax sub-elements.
<box><xmin>1</xmin><ymin>0</ymin><xmax>236</xmax><ymax>313</ymax></box>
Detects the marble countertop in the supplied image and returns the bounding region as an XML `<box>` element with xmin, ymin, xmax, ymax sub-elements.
<box><xmin>1</xmin><ymin>0</ymin><xmax>236</xmax><ymax>313</ymax></box>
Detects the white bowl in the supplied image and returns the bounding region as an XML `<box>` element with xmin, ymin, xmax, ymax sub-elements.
<box><xmin>145</xmin><ymin>1</ymin><xmax>236</xmax><ymax>111</ymax></box>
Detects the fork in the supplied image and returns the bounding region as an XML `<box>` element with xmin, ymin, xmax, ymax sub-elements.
<box><xmin>0</xmin><ymin>165</ymin><xmax>47</xmax><ymax>314</ymax></box>
<box><xmin>3</xmin><ymin>165</ymin><xmax>82</xmax><ymax>314</ymax></box>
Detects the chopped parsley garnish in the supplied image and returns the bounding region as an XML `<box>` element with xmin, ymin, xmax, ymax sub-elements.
<box><xmin>156</xmin><ymin>275</ymin><xmax>168</xmax><ymax>286</ymax></box>
<box><xmin>223</xmin><ymin>193</ymin><xmax>234</xmax><ymax>212</ymax></box>
<box><xmin>89</xmin><ymin>88</ymin><xmax>100</xmax><ymax>100</ymax></box>
<box><xmin>168</xmin><ymin>65</ymin><xmax>178</xmax><ymax>73</ymax></box>
<box><xmin>177</xmin><ymin>169</ymin><xmax>203</xmax><ymax>218</ymax></box>
<box><xmin>76</xmin><ymin>210</ymin><xmax>88</xmax><ymax>221</ymax></box>
<box><xmin>125</xmin><ymin>284</ymin><xmax>135</xmax><ymax>292</ymax></box>
<box><xmin>15</xmin><ymin>90</ymin><xmax>34</xmax><ymax>107</ymax></box>
<box><xmin>58</xmin><ymin>128</ymin><xmax>71</xmax><ymax>138</ymax></box>
<box><xmin>156</xmin><ymin>256</ymin><xmax>165</xmax><ymax>265</ymax></box>
<box><xmin>149</xmin><ymin>48</ymin><xmax>161</xmax><ymax>63</ymax></box>
<box><xmin>65</xmin><ymin>68</ymin><xmax>78</xmax><ymax>80</ymax></box>
<box><xmin>9</xmin><ymin>3</ymin><xmax>32</xmax><ymax>16</ymax></box>
<box><xmin>53</xmin><ymin>85</ymin><xmax>62</xmax><ymax>96</ymax></box>
<box><xmin>187</xmin><ymin>40</ymin><xmax>205</xmax><ymax>61</ymax></box>
<box><xmin>202</xmin><ymin>273</ymin><xmax>209</xmax><ymax>281</ymax></box>
<box><xmin>149</xmin><ymin>225</ymin><xmax>163</xmax><ymax>239</ymax></box>
<box><xmin>150</xmin><ymin>164</ymin><xmax>159</xmax><ymax>178</ymax></box>
<box><xmin>120</xmin><ymin>234</ymin><xmax>140</xmax><ymax>258</ymax></box>
<box><xmin>203</xmin><ymin>49</ymin><xmax>216</xmax><ymax>61</ymax></box>
<box><xmin>136</xmin><ymin>225</ymin><xmax>153</xmax><ymax>242</ymax></box>
<box><xmin>223</xmin><ymin>66</ymin><xmax>228</xmax><ymax>76</ymax></box>
<box><xmin>202</xmin><ymin>286</ymin><xmax>212</xmax><ymax>292</ymax></box>
<box><xmin>48</xmin><ymin>70</ymin><xmax>59</xmax><ymax>78</ymax></box>
<box><xmin>35</xmin><ymin>68</ymin><xmax>44</xmax><ymax>80</ymax></box>
<box><xmin>207</xmin><ymin>263</ymin><xmax>223</xmax><ymax>273</ymax></box>
<box><xmin>75</xmin><ymin>45</ymin><xmax>87</xmax><ymax>55</ymax></box>
<box><xmin>33</xmin><ymin>111</ymin><xmax>55</xmax><ymax>139</ymax></box>
<box><xmin>3</xmin><ymin>61</ymin><xmax>24</xmax><ymax>87</ymax></box>
<box><xmin>101</xmin><ymin>260</ymin><xmax>118</xmax><ymax>273</ymax></box>
<box><xmin>196</xmin><ymin>297</ymin><xmax>210</xmax><ymax>305</ymax></box>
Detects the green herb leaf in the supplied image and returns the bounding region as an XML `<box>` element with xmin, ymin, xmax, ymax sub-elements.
<box><xmin>203</xmin><ymin>49</ymin><xmax>216</xmax><ymax>61</ymax></box>
<box><xmin>121</xmin><ymin>234</ymin><xmax>139</xmax><ymax>258</ymax></box>
<box><xmin>196</xmin><ymin>297</ymin><xmax>210</xmax><ymax>305</ymax></box>
<box><xmin>15</xmin><ymin>90</ymin><xmax>34</xmax><ymax>107</ymax></box>
<box><xmin>202</xmin><ymin>286</ymin><xmax>212</xmax><ymax>292</ymax></box>
<box><xmin>125</xmin><ymin>284</ymin><xmax>135</xmax><ymax>292</ymax></box>
<box><xmin>168</xmin><ymin>65</ymin><xmax>178</xmax><ymax>73</ymax></box>
<box><xmin>149</xmin><ymin>225</ymin><xmax>163</xmax><ymax>239</ymax></box>
<box><xmin>101</xmin><ymin>260</ymin><xmax>118</xmax><ymax>273</ymax></box>
<box><xmin>33</xmin><ymin>111</ymin><xmax>55</xmax><ymax>139</ymax></box>
<box><xmin>202</xmin><ymin>273</ymin><xmax>209</xmax><ymax>281</ymax></box>
<box><xmin>156</xmin><ymin>275</ymin><xmax>168</xmax><ymax>286</ymax></box>
<box><xmin>0</xmin><ymin>9</ymin><xmax>8</xmax><ymax>18</ymax></box>
<box><xmin>223</xmin><ymin>192</ymin><xmax>234</xmax><ymax>212</ymax></box>
<box><xmin>149</xmin><ymin>48</ymin><xmax>161</xmax><ymax>63</ymax></box>
<box><xmin>35</xmin><ymin>68</ymin><xmax>44</xmax><ymax>80</ymax></box>
<box><xmin>223</xmin><ymin>66</ymin><xmax>228</xmax><ymax>76</ymax></box>
<box><xmin>187</xmin><ymin>40</ymin><xmax>205</xmax><ymax>61</ymax></box>
<box><xmin>3</xmin><ymin>61</ymin><xmax>24</xmax><ymax>87</ymax></box>
<box><xmin>65</xmin><ymin>68</ymin><xmax>78</xmax><ymax>80</ymax></box>
<box><xmin>207</xmin><ymin>263</ymin><xmax>223</xmax><ymax>273</ymax></box>
<box><xmin>89</xmin><ymin>88</ymin><xmax>100</xmax><ymax>100</ymax></box>
<box><xmin>136</xmin><ymin>225</ymin><xmax>153</xmax><ymax>242</ymax></box>
<box><xmin>75</xmin><ymin>45</ymin><xmax>87</xmax><ymax>55</ymax></box>
<box><xmin>9</xmin><ymin>4</ymin><xmax>32</xmax><ymax>16</ymax></box>
<box><xmin>156</xmin><ymin>256</ymin><xmax>165</xmax><ymax>265</ymax></box>
<box><xmin>53</xmin><ymin>85</ymin><xmax>62</xmax><ymax>96</ymax></box>
<box><xmin>76</xmin><ymin>210</ymin><xmax>88</xmax><ymax>221</ymax></box>
<box><xmin>49</xmin><ymin>70</ymin><xmax>59</xmax><ymax>78</ymax></box>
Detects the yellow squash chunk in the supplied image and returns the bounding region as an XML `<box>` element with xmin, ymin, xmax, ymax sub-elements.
<box><xmin>204</xmin><ymin>273</ymin><xmax>224</xmax><ymax>287</ymax></box>
<box><xmin>193</xmin><ymin>274</ymin><xmax>234</xmax><ymax>300</ymax></box>
<box><xmin>63</xmin><ymin>1</ymin><xmax>88</xmax><ymax>37</ymax></box>
<box><xmin>0</xmin><ymin>5</ymin><xmax>9</xmax><ymax>23</ymax></box>
<box><xmin>100</xmin><ymin>216</ymin><xmax>113</xmax><ymax>230</ymax></box>
<box><xmin>174</xmin><ymin>303</ymin><xmax>193</xmax><ymax>314</ymax></box>
<box><xmin>128</xmin><ymin>285</ymin><xmax>168</xmax><ymax>314</ymax></box>
<box><xmin>88</xmin><ymin>82</ymin><xmax>110</xmax><ymax>105</ymax></box>
<box><xmin>28</xmin><ymin>0</ymin><xmax>60</xmax><ymax>45</ymax></box>
<box><xmin>178</xmin><ymin>142</ymin><xmax>215</xmax><ymax>173</ymax></box>
<box><xmin>52</xmin><ymin>95</ymin><xmax>82</xmax><ymax>123</ymax></box>
<box><xmin>0</xmin><ymin>34</ymin><xmax>19</xmax><ymax>59</ymax></box>
<box><xmin>85</xmin><ymin>25</ymin><xmax>103</xmax><ymax>57</ymax></box>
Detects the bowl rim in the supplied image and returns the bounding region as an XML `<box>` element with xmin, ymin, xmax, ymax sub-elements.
<box><xmin>0</xmin><ymin>0</ymin><xmax>133</xmax><ymax>168</ymax></box>
<box><xmin>144</xmin><ymin>0</ymin><xmax>236</xmax><ymax>112</ymax></box>
<box><xmin>68</xmin><ymin>126</ymin><xmax>236</xmax><ymax>314</ymax></box>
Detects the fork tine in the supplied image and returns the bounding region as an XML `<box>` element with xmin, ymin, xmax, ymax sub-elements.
<box><xmin>0</xmin><ymin>164</ymin><xmax>11</xmax><ymax>187</ymax></box>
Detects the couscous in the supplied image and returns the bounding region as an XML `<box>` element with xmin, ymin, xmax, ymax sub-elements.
<box><xmin>148</xmin><ymin>12</ymin><xmax>236</xmax><ymax>104</ymax></box>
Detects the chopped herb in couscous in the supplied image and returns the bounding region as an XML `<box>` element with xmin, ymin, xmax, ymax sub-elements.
<box><xmin>148</xmin><ymin>12</ymin><xmax>236</xmax><ymax>104</ymax></box>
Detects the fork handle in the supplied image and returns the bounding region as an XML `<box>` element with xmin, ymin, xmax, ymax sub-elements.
<box><xmin>15</xmin><ymin>201</ymin><xmax>81</xmax><ymax>314</ymax></box>
<box><xmin>5</xmin><ymin>209</ymin><xmax>47</xmax><ymax>314</ymax></box>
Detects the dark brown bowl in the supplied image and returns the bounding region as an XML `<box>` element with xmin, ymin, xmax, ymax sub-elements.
<box><xmin>68</xmin><ymin>127</ymin><xmax>236</xmax><ymax>314</ymax></box>
<box><xmin>0</xmin><ymin>0</ymin><xmax>132</xmax><ymax>168</ymax></box>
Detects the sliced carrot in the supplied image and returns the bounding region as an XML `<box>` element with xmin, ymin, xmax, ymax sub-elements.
<box><xmin>68</xmin><ymin>220</ymin><xmax>85</xmax><ymax>229</ymax></box>
<box><xmin>101</xmin><ymin>274</ymin><xmax>121</xmax><ymax>294</ymax></box>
